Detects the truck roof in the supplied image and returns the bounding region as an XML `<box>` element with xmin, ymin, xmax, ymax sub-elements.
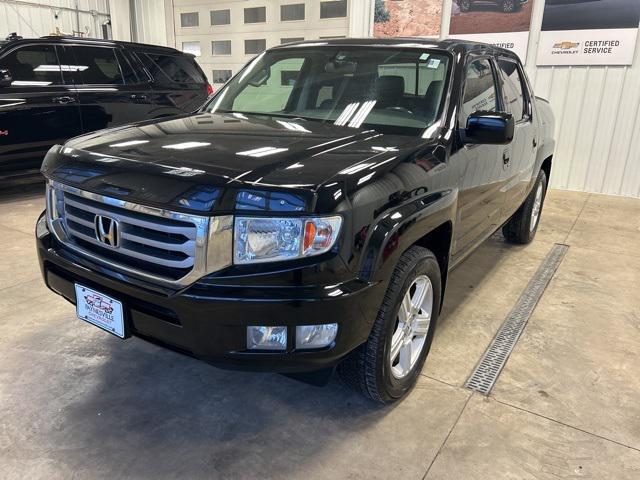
<box><xmin>274</xmin><ymin>37</ymin><xmax>520</xmax><ymax>60</ymax></box>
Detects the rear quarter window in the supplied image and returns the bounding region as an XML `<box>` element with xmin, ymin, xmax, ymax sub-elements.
<box><xmin>140</xmin><ymin>52</ymin><xmax>206</xmax><ymax>86</ymax></box>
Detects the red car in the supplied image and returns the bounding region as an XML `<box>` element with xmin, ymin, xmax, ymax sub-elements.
<box><xmin>84</xmin><ymin>295</ymin><xmax>114</xmax><ymax>314</ymax></box>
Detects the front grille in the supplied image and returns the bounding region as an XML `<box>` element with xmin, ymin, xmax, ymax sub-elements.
<box><xmin>62</xmin><ymin>192</ymin><xmax>197</xmax><ymax>279</ymax></box>
<box><xmin>46</xmin><ymin>181</ymin><xmax>234</xmax><ymax>288</ymax></box>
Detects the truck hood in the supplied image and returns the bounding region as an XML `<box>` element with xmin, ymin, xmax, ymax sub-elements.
<box><xmin>42</xmin><ymin>112</ymin><xmax>438</xmax><ymax>214</ymax></box>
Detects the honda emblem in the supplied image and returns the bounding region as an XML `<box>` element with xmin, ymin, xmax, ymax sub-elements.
<box><xmin>94</xmin><ymin>215</ymin><xmax>119</xmax><ymax>247</ymax></box>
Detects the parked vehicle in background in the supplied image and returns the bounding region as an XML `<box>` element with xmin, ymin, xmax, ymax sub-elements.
<box><xmin>0</xmin><ymin>36</ymin><xmax>211</xmax><ymax>179</ymax></box>
<box><xmin>456</xmin><ymin>0</ymin><xmax>528</xmax><ymax>13</ymax></box>
<box><xmin>36</xmin><ymin>39</ymin><xmax>555</xmax><ymax>403</ymax></box>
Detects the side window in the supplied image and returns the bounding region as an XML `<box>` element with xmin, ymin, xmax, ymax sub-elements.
<box><xmin>231</xmin><ymin>58</ymin><xmax>305</xmax><ymax>112</ymax></box>
<box><xmin>115</xmin><ymin>50</ymin><xmax>139</xmax><ymax>84</ymax></box>
<box><xmin>70</xmin><ymin>47</ymin><xmax>124</xmax><ymax>85</ymax></box>
<box><xmin>0</xmin><ymin>45</ymin><xmax>63</xmax><ymax>86</ymax></box>
<box><xmin>460</xmin><ymin>58</ymin><xmax>498</xmax><ymax>125</ymax></box>
<box><xmin>497</xmin><ymin>59</ymin><xmax>526</xmax><ymax>121</ymax></box>
<box><xmin>141</xmin><ymin>53</ymin><xmax>206</xmax><ymax>85</ymax></box>
<box><xmin>378</xmin><ymin>57</ymin><xmax>446</xmax><ymax>96</ymax></box>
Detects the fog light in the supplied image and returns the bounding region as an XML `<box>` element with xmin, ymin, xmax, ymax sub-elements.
<box><xmin>247</xmin><ymin>326</ymin><xmax>287</xmax><ymax>350</ymax></box>
<box><xmin>296</xmin><ymin>324</ymin><xmax>338</xmax><ymax>349</ymax></box>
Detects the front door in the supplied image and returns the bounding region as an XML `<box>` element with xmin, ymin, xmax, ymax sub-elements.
<box><xmin>496</xmin><ymin>57</ymin><xmax>537</xmax><ymax>220</ymax></box>
<box><xmin>451</xmin><ymin>55</ymin><xmax>506</xmax><ymax>260</ymax></box>
<box><xmin>0</xmin><ymin>44</ymin><xmax>82</xmax><ymax>174</ymax></box>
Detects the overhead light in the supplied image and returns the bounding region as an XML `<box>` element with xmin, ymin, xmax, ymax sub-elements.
<box><xmin>285</xmin><ymin>162</ymin><xmax>304</xmax><ymax>169</ymax></box>
<box><xmin>34</xmin><ymin>64</ymin><xmax>88</xmax><ymax>72</ymax></box>
<box><xmin>162</xmin><ymin>142</ymin><xmax>211</xmax><ymax>150</ymax></box>
<box><xmin>237</xmin><ymin>146</ymin><xmax>288</xmax><ymax>157</ymax></box>
<box><xmin>276</xmin><ymin>120</ymin><xmax>310</xmax><ymax>133</ymax></box>
<box><xmin>109</xmin><ymin>140</ymin><xmax>149</xmax><ymax>147</ymax></box>
<box><xmin>348</xmin><ymin>100</ymin><xmax>377</xmax><ymax>128</ymax></box>
<box><xmin>338</xmin><ymin>163</ymin><xmax>374</xmax><ymax>175</ymax></box>
<box><xmin>372</xmin><ymin>146</ymin><xmax>398</xmax><ymax>152</ymax></box>
<box><xmin>12</xmin><ymin>81</ymin><xmax>51</xmax><ymax>86</ymax></box>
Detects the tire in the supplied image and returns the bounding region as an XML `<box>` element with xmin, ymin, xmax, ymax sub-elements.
<box><xmin>501</xmin><ymin>0</ymin><xmax>517</xmax><ymax>12</ymax></box>
<box><xmin>502</xmin><ymin>169</ymin><xmax>547</xmax><ymax>244</ymax></box>
<box><xmin>338</xmin><ymin>246</ymin><xmax>441</xmax><ymax>403</ymax></box>
<box><xmin>459</xmin><ymin>0</ymin><xmax>471</xmax><ymax>12</ymax></box>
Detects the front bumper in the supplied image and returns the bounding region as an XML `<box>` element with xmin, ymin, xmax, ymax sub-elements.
<box><xmin>36</xmin><ymin>212</ymin><xmax>380</xmax><ymax>373</ymax></box>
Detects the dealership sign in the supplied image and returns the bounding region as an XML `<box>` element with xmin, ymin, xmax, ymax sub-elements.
<box><xmin>447</xmin><ymin>1</ymin><xmax>535</xmax><ymax>63</ymax></box>
<box><xmin>537</xmin><ymin>0</ymin><xmax>640</xmax><ymax>66</ymax></box>
<box><xmin>449</xmin><ymin>32</ymin><xmax>530</xmax><ymax>62</ymax></box>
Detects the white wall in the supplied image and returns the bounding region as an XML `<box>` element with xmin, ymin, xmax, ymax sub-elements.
<box><xmin>440</xmin><ymin>0</ymin><xmax>640</xmax><ymax>198</ymax></box>
<box><xmin>0</xmin><ymin>0</ymin><xmax>110</xmax><ymax>39</ymax></box>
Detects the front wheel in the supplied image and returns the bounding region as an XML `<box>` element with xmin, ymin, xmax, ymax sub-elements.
<box><xmin>338</xmin><ymin>246</ymin><xmax>441</xmax><ymax>403</ymax></box>
<box><xmin>503</xmin><ymin>169</ymin><xmax>547</xmax><ymax>244</ymax></box>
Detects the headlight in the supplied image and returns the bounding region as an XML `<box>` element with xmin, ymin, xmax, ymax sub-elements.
<box><xmin>234</xmin><ymin>216</ymin><xmax>342</xmax><ymax>264</ymax></box>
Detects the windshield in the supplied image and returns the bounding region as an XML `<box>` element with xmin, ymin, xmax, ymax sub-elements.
<box><xmin>206</xmin><ymin>46</ymin><xmax>450</xmax><ymax>135</ymax></box>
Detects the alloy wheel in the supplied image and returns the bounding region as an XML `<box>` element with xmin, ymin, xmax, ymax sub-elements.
<box><xmin>389</xmin><ymin>275</ymin><xmax>433</xmax><ymax>379</ymax></box>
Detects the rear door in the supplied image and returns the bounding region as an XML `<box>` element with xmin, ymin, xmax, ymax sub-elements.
<box><xmin>496</xmin><ymin>57</ymin><xmax>536</xmax><ymax>219</ymax></box>
<box><xmin>0</xmin><ymin>43</ymin><xmax>82</xmax><ymax>174</ymax></box>
<box><xmin>136</xmin><ymin>51</ymin><xmax>208</xmax><ymax>117</ymax></box>
<box><xmin>65</xmin><ymin>44</ymin><xmax>152</xmax><ymax>132</ymax></box>
<box><xmin>451</xmin><ymin>55</ymin><xmax>506</xmax><ymax>259</ymax></box>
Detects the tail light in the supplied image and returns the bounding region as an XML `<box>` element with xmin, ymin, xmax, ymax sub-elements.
<box><xmin>206</xmin><ymin>84</ymin><xmax>214</xmax><ymax>96</ymax></box>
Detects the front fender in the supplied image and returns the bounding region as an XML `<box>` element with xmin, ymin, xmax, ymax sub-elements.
<box><xmin>359</xmin><ymin>188</ymin><xmax>457</xmax><ymax>287</ymax></box>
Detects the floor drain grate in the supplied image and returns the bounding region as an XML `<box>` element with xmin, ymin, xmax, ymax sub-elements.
<box><xmin>465</xmin><ymin>243</ymin><xmax>569</xmax><ymax>396</ymax></box>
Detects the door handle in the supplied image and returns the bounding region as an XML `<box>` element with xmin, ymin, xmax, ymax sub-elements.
<box><xmin>52</xmin><ymin>96</ymin><xmax>75</xmax><ymax>105</ymax></box>
<box><xmin>503</xmin><ymin>150</ymin><xmax>511</xmax><ymax>165</ymax></box>
<box><xmin>532</xmin><ymin>138</ymin><xmax>538</xmax><ymax>149</ymax></box>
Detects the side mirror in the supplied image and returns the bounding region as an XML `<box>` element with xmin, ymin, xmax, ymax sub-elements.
<box><xmin>463</xmin><ymin>111</ymin><xmax>514</xmax><ymax>145</ymax></box>
<box><xmin>0</xmin><ymin>68</ymin><xmax>12</xmax><ymax>87</ymax></box>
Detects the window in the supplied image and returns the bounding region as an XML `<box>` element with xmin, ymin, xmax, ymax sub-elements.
<box><xmin>180</xmin><ymin>12</ymin><xmax>199</xmax><ymax>27</ymax></box>
<box><xmin>182</xmin><ymin>41</ymin><xmax>201</xmax><ymax>57</ymax></box>
<box><xmin>281</xmin><ymin>37</ymin><xmax>304</xmax><ymax>44</ymax></box>
<box><xmin>70</xmin><ymin>46</ymin><xmax>123</xmax><ymax>85</ymax></box>
<box><xmin>212</xmin><ymin>41</ymin><xmax>232</xmax><ymax>56</ymax></box>
<box><xmin>320</xmin><ymin>0</ymin><xmax>347</xmax><ymax>19</ymax></box>
<box><xmin>208</xmin><ymin>47</ymin><xmax>450</xmax><ymax>134</ymax></box>
<box><xmin>115</xmin><ymin>50</ymin><xmax>140</xmax><ymax>84</ymax></box>
<box><xmin>229</xmin><ymin>57</ymin><xmax>305</xmax><ymax>112</ymax></box>
<box><xmin>211</xmin><ymin>9</ymin><xmax>230</xmax><ymax>25</ymax></box>
<box><xmin>245</xmin><ymin>39</ymin><xmax>267</xmax><ymax>55</ymax></box>
<box><xmin>244</xmin><ymin>7</ymin><xmax>266</xmax><ymax>23</ymax></box>
<box><xmin>378</xmin><ymin>57</ymin><xmax>446</xmax><ymax>97</ymax></box>
<box><xmin>212</xmin><ymin>69</ymin><xmax>232</xmax><ymax>84</ymax></box>
<box><xmin>460</xmin><ymin>58</ymin><xmax>498</xmax><ymax>124</ymax></box>
<box><xmin>0</xmin><ymin>45</ymin><xmax>63</xmax><ymax>86</ymax></box>
<box><xmin>281</xmin><ymin>70</ymin><xmax>299</xmax><ymax>86</ymax></box>
<box><xmin>281</xmin><ymin>3</ymin><xmax>305</xmax><ymax>21</ymax></box>
<box><xmin>497</xmin><ymin>59</ymin><xmax>526</xmax><ymax>121</ymax></box>
<box><xmin>141</xmin><ymin>53</ymin><xmax>206</xmax><ymax>85</ymax></box>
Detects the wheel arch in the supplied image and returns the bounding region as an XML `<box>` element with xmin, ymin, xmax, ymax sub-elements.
<box><xmin>359</xmin><ymin>189</ymin><xmax>456</xmax><ymax>309</ymax></box>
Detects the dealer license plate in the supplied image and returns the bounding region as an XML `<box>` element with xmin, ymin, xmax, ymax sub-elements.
<box><xmin>74</xmin><ymin>284</ymin><xmax>125</xmax><ymax>338</ymax></box>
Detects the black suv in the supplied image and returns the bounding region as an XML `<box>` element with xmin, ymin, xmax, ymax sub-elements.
<box><xmin>36</xmin><ymin>39</ymin><xmax>555</xmax><ymax>403</ymax></box>
<box><xmin>0</xmin><ymin>36</ymin><xmax>211</xmax><ymax>178</ymax></box>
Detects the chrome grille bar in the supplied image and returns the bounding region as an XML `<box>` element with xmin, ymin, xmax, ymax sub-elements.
<box><xmin>46</xmin><ymin>181</ymin><xmax>233</xmax><ymax>288</ymax></box>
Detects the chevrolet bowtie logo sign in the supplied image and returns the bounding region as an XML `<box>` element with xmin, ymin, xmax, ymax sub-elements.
<box><xmin>553</xmin><ymin>42</ymin><xmax>580</xmax><ymax>50</ymax></box>
<box><xmin>94</xmin><ymin>215</ymin><xmax>119</xmax><ymax>248</ymax></box>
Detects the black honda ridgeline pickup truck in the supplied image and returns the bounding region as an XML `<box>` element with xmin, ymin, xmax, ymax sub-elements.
<box><xmin>36</xmin><ymin>39</ymin><xmax>555</xmax><ymax>403</ymax></box>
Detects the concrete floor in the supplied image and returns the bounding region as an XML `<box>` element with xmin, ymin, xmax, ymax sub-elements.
<box><xmin>1</xmin><ymin>184</ymin><xmax>639</xmax><ymax>479</ymax></box>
